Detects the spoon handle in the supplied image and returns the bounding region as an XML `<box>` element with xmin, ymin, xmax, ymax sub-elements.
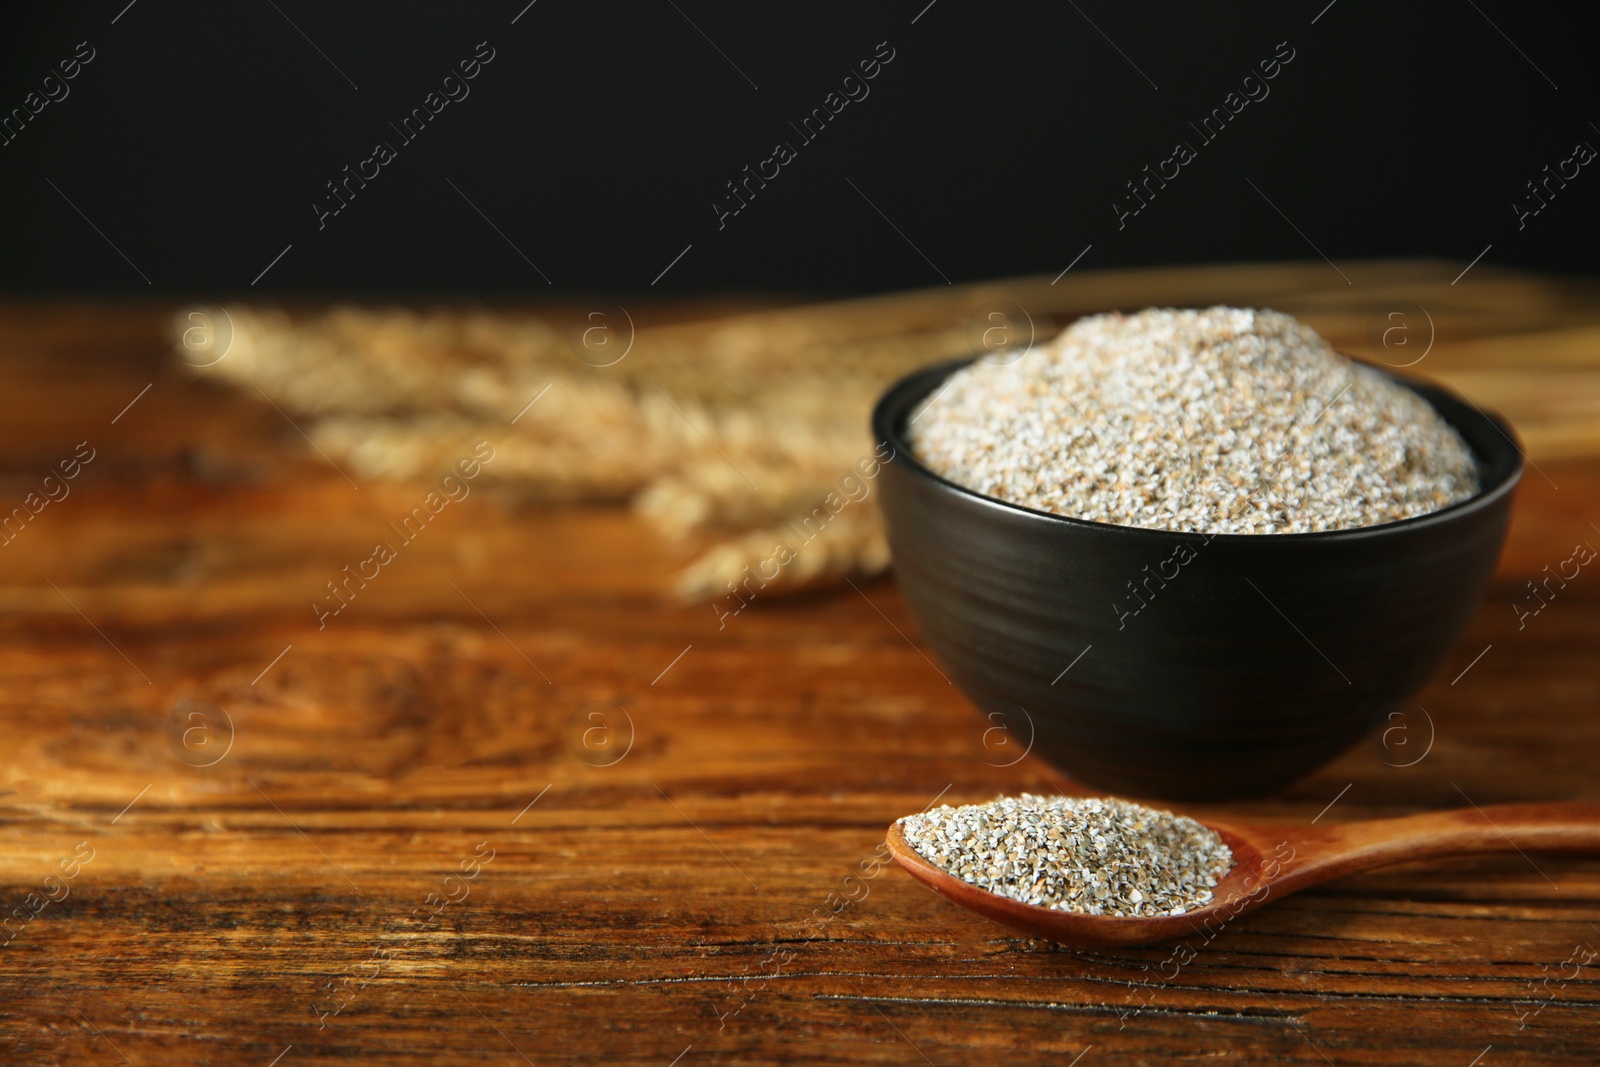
<box><xmin>1278</xmin><ymin>802</ymin><xmax>1600</xmax><ymax>892</ymax></box>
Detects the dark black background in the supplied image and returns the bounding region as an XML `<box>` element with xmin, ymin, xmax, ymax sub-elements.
<box><xmin>1</xmin><ymin>1</ymin><xmax>1595</xmax><ymax>297</ymax></box>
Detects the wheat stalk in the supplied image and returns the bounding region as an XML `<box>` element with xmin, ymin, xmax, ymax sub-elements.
<box><xmin>177</xmin><ymin>305</ymin><xmax>919</xmax><ymax>596</ymax></box>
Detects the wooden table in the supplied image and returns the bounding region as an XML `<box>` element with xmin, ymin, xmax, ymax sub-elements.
<box><xmin>2</xmin><ymin>265</ymin><xmax>1597</xmax><ymax>1065</ymax></box>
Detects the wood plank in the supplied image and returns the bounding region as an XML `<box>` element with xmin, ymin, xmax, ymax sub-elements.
<box><xmin>1</xmin><ymin>269</ymin><xmax>1597</xmax><ymax>1064</ymax></box>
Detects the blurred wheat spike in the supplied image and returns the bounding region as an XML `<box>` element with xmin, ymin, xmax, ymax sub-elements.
<box><xmin>170</xmin><ymin>294</ymin><xmax>990</xmax><ymax>600</ymax></box>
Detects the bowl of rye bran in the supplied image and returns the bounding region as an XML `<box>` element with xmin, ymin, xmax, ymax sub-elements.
<box><xmin>872</xmin><ymin>307</ymin><xmax>1521</xmax><ymax>799</ymax></box>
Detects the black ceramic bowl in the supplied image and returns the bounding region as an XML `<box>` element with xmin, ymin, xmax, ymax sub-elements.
<box><xmin>873</xmin><ymin>359</ymin><xmax>1522</xmax><ymax>800</ymax></box>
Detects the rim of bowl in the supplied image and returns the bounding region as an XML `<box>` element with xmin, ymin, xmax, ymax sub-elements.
<box><xmin>872</xmin><ymin>355</ymin><xmax>1525</xmax><ymax>544</ymax></box>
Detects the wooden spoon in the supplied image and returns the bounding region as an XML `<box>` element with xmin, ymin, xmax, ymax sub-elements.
<box><xmin>886</xmin><ymin>802</ymin><xmax>1600</xmax><ymax>947</ymax></box>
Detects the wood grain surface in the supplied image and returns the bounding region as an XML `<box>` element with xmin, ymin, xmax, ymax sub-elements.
<box><xmin>1</xmin><ymin>261</ymin><xmax>1597</xmax><ymax>1065</ymax></box>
